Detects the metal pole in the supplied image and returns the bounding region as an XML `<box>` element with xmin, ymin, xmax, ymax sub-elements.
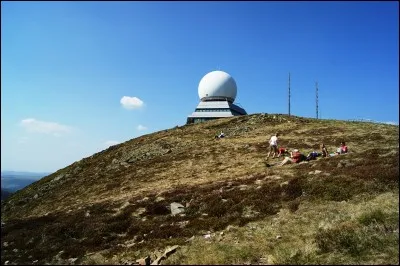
<box><xmin>288</xmin><ymin>73</ymin><xmax>291</xmax><ymax>116</ymax></box>
<box><xmin>316</xmin><ymin>81</ymin><xmax>319</xmax><ymax>119</ymax></box>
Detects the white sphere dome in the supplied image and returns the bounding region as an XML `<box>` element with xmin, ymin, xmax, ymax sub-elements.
<box><xmin>198</xmin><ymin>70</ymin><xmax>237</xmax><ymax>102</ymax></box>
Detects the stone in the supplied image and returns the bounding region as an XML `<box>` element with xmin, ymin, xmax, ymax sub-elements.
<box><xmin>170</xmin><ymin>202</ymin><xmax>185</xmax><ymax>216</ymax></box>
<box><xmin>314</xmin><ymin>170</ymin><xmax>322</xmax><ymax>174</ymax></box>
<box><xmin>3</xmin><ymin>242</ymin><xmax>8</xmax><ymax>247</ymax></box>
<box><xmin>33</xmin><ymin>194</ymin><xmax>39</xmax><ymax>199</ymax></box>
<box><xmin>185</xmin><ymin>236</ymin><xmax>195</xmax><ymax>242</ymax></box>
<box><xmin>238</xmin><ymin>185</ymin><xmax>248</xmax><ymax>190</ymax></box>
<box><xmin>276</xmin><ymin>235</ymin><xmax>282</xmax><ymax>239</ymax></box>
<box><xmin>68</xmin><ymin>258</ymin><xmax>78</xmax><ymax>264</ymax></box>
<box><xmin>136</xmin><ymin>256</ymin><xmax>151</xmax><ymax>265</ymax></box>
<box><xmin>120</xmin><ymin>162</ymin><xmax>130</xmax><ymax>168</ymax></box>
<box><xmin>255</xmin><ymin>180</ymin><xmax>263</xmax><ymax>185</ymax></box>
<box><xmin>155</xmin><ymin>196</ymin><xmax>165</xmax><ymax>202</ymax></box>
<box><xmin>164</xmin><ymin>245</ymin><xmax>179</xmax><ymax>256</ymax></box>
<box><xmin>112</xmin><ymin>159</ymin><xmax>119</xmax><ymax>164</ymax></box>
<box><xmin>280</xmin><ymin>181</ymin><xmax>289</xmax><ymax>187</ymax></box>
<box><xmin>53</xmin><ymin>174</ymin><xmax>65</xmax><ymax>182</ymax></box>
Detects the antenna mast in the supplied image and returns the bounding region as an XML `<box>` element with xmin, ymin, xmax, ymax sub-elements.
<box><xmin>316</xmin><ymin>81</ymin><xmax>319</xmax><ymax>119</ymax></box>
<box><xmin>288</xmin><ymin>72</ymin><xmax>291</xmax><ymax>116</ymax></box>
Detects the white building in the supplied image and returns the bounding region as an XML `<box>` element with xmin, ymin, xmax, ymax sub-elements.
<box><xmin>187</xmin><ymin>70</ymin><xmax>247</xmax><ymax>124</ymax></box>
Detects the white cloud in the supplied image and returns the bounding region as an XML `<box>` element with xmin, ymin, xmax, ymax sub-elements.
<box><xmin>20</xmin><ymin>118</ymin><xmax>72</xmax><ymax>136</ymax></box>
<box><xmin>120</xmin><ymin>96</ymin><xmax>144</xmax><ymax>110</ymax></box>
<box><xmin>137</xmin><ymin>125</ymin><xmax>147</xmax><ymax>131</ymax></box>
<box><xmin>104</xmin><ymin>140</ymin><xmax>120</xmax><ymax>147</ymax></box>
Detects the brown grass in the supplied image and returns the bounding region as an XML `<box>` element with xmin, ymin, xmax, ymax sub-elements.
<box><xmin>1</xmin><ymin>114</ymin><xmax>398</xmax><ymax>265</ymax></box>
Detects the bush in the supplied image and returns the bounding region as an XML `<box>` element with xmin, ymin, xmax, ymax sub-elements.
<box><xmin>315</xmin><ymin>221</ymin><xmax>362</xmax><ymax>256</ymax></box>
<box><xmin>357</xmin><ymin>209</ymin><xmax>386</xmax><ymax>226</ymax></box>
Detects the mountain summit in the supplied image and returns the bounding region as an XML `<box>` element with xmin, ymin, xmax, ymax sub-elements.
<box><xmin>1</xmin><ymin>114</ymin><xmax>398</xmax><ymax>265</ymax></box>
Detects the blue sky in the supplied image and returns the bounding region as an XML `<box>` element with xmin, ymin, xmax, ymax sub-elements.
<box><xmin>1</xmin><ymin>1</ymin><xmax>399</xmax><ymax>172</ymax></box>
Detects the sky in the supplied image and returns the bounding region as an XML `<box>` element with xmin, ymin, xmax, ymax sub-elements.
<box><xmin>1</xmin><ymin>1</ymin><xmax>399</xmax><ymax>172</ymax></box>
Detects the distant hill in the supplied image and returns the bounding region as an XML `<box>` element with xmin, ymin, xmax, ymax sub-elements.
<box><xmin>1</xmin><ymin>114</ymin><xmax>398</xmax><ymax>265</ymax></box>
<box><xmin>1</xmin><ymin>171</ymin><xmax>51</xmax><ymax>177</ymax></box>
<box><xmin>1</xmin><ymin>171</ymin><xmax>51</xmax><ymax>193</ymax></box>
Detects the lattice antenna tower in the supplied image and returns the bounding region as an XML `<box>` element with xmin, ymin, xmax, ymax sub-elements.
<box><xmin>288</xmin><ymin>72</ymin><xmax>291</xmax><ymax>116</ymax></box>
<box><xmin>316</xmin><ymin>81</ymin><xmax>319</xmax><ymax>119</ymax></box>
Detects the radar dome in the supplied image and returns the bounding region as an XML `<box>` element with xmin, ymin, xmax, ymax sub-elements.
<box><xmin>198</xmin><ymin>71</ymin><xmax>237</xmax><ymax>102</ymax></box>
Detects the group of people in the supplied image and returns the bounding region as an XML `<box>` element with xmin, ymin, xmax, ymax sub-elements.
<box><xmin>266</xmin><ymin>133</ymin><xmax>348</xmax><ymax>166</ymax></box>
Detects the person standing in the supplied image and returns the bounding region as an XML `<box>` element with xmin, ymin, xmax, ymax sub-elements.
<box><xmin>267</xmin><ymin>133</ymin><xmax>279</xmax><ymax>159</ymax></box>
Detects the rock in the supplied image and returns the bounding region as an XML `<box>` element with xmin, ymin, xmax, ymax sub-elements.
<box><xmin>164</xmin><ymin>245</ymin><xmax>179</xmax><ymax>256</ymax></box>
<box><xmin>4</xmin><ymin>261</ymin><xmax>9</xmax><ymax>265</ymax></box>
<box><xmin>138</xmin><ymin>197</ymin><xmax>150</xmax><ymax>203</ymax></box>
<box><xmin>238</xmin><ymin>185</ymin><xmax>248</xmax><ymax>190</ymax></box>
<box><xmin>204</xmin><ymin>234</ymin><xmax>211</xmax><ymax>239</ymax></box>
<box><xmin>136</xmin><ymin>256</ymin><xmax>151</xmax><ymax>265</ymax></box>
<box><xmin>53</xmin><ymin>174</ymin><xmax>65</xmax><ymax>182</ymax></box>
<box><xmin>280</xmin><ymin>181</ymin><xmax>289</xmax><ymax>187</ymax></box>
<box><xmin>33</xmin><ymin>194</ymin><xmax>38</xmax><ymax>199</ymax></box>
<box><xmin>3</xmin><ymin>242</ymin><xmax>8</xmax><ymax>247</ymax></box>
<box><xmin>226</xmin><ymin>225</ymin><xmax>237</xmax><ymax>232</ymax></box>
<box><xmin>255</xmin><ymin>180</ymin><xmax>263</xmax><ymax>185</ymax></box>
<box><xmin>314</xmin><ymin>170</ymin><xmax>322</xmax><ymax>174</ymax></box>
<box><xmin>155</xmin><ymin>196</ymin><xmax>165</xmax><ymax>202</ymax></box>
<box><xmin>132</xmin><ymin>207</ymin><xmax>146</xmax><ymax>217</ymax></box>
<box><xmin>68</xmin><ymin>258</ymin><xmax>78</xmax><ymax>264</ymax></box>
<box><xmin>120</xmin><ymin>162</ymin><xmax>130</xmax><ymax>168</ymax></box>
<box><xmin>276</xmin><ymin>235</ymin><xmax>282</xmax><ymax>239</ymax></box>
<box><xmin>170</xmin><ymin>202</ymin><xmax>185</xmax><ymax>216</ymax></box>
<box><xmin>85</xmin><ymin>211</ymin><xmax>90</xmax><ymax>217</ymax></box>
<box><xmin>185</xmin><ymin>236</ymin><xmax>195</xmax><ymax>242</ymax></box>
<box><xmin>127</xmin><ymin>157</ymin><xmax>136</xmax><ymax>163</ymax></box>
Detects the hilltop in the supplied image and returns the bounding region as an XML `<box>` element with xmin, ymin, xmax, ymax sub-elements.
<box><xmin>1</xmin><ymin>113</ymin><xmax>398</xmax><ymax>265</ymax></box>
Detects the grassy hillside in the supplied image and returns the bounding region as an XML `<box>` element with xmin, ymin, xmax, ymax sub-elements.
<box><xmin>1</xmin><ymin>114</ymin><xmax>398</xmax><ymax>265</ymax></box>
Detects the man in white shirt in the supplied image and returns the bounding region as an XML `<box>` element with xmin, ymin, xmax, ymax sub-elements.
<box><xmin>267</xmin><ymin>133</ymin><xmax>279</xmax><ymax>159</ymax></box>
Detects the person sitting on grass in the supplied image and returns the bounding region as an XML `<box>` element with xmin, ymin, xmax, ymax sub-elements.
<box><xmin>215</xmin><ymin>131</ymin><xmax>225</xmax><ymax>139</ymax></box>
<box><xmin>306</xmin><ymin>150</ymin><xmax>319</xmax><ymax>161</ymax></box>
<box><xmin>277</xmin><ymin>147</ymin><xmax>289</xmax><ymax>157</ymax></box>
<box><xmin>279</xmin><ymin>149</ymin><xmax>306</xmax><ymax>166</ymax></box>
<box><xmin>336</xmin><ymin>141</ymin><xmax>348</xmax><ymax>154</ymax></box>
<box><xmin>320</xmin><ymin>143</ymin><xmax>329</xmax><ymax>157</ymax></box>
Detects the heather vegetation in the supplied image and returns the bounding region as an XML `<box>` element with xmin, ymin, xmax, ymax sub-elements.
<box><xmin>1</xmin><ymin>114</ymin><xmax>398</xmax><ymax>265</ymax></box>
